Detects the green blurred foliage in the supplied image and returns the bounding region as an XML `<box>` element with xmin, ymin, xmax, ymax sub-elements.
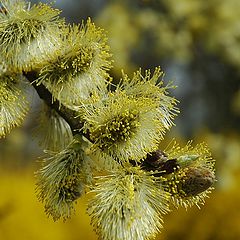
<box><xmin>95</xmin><ymin>0</ymin><xmax>240</xmax><ymax>70</ymax></box>
<box><xmin>1</xmin><ymin>0</ymin><xmax>240</xmax><ymax>239</ymax></box>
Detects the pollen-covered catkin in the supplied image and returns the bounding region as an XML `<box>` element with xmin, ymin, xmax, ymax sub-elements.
<box><xmin>36</xmin><ymin>136</ymin><xmax>94</xmax><ymax>221</ymax></box>
<box><xmin>0</xmin><ymin>0</ymin><xmax>64</xmax><ymax>71</ymax></box>
<box><xmin>88</xmin><ymin>167</ymin><xmax>170</xmax><ymax>240</ymax></box>
<box><xmin>37</xmin><ymin>19</ymin><xmax>112</xmax><ymax>106</ymax></box>
<box><xmin>83</xmin><ymin>68</ymin><xmax>178</xmax><ymax>163</ymax></box>
<box><xmin>0</xmin><ymin>73</ymin><xmax>29</xmax><ymax>137</ymax></box>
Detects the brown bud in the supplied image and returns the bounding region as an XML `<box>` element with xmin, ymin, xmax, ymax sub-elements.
<box><xmin>145</xmin><ymin>149</ymin><xmax>168</xmax><ymax>167</ymax></box>
<box><xmin>141</xmin><ymin>149</ymin><xmax>179</xmax><ymax>175</ymax></box>
<box><xmin>181</xmin><ymin>166</ymin><xmax>215</xmax><ymax>196</ymax></box>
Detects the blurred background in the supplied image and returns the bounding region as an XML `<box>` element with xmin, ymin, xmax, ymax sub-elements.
<box><xmin>0</xmin><ymin>0</ymin><xmax>240</xmax><ymax>239</ymax></box>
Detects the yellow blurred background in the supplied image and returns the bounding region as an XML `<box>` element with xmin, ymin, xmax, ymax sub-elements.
<box><xmin>1</xmin><ymin>0</ymin><xmax>240</xmax><ymax>239</ymax></box>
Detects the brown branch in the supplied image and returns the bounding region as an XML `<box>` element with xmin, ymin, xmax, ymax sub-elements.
<box><xmin>24</xmin><ymin>71</ymin><xmax>89</xmax><ymax>138</ymax></box>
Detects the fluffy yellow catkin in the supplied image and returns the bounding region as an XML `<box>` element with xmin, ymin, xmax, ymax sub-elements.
<box><xmin>0</xmin><ymin>73</ymin><xmax>29</xmax><ymax>137</ymax></box>
<box><xmin>0</xmin><ymin>0</ymin><xmax>64</xmax><ymax>71</ymax></box>
<box><xmin>37</xmin><ymin>20</ymin><xmax>112</xmax><ymax>106</ymax></box>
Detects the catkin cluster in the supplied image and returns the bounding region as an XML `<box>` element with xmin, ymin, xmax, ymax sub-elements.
<box><xmin>0</xmin><ymin>1</ymin><xmax>215</xmax><ymax>240</ymax></box>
